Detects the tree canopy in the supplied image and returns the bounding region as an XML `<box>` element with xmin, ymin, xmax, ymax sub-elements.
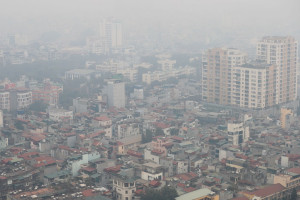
<box><xmin>141</xmin><ymin>186</ymin><xmax>178</xmax><ymax>200</ymax></box>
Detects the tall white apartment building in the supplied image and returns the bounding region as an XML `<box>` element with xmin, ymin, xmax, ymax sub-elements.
<box><xmin>257</xmin><ymin>36</ymin><xmax>298</xmax><ymax>104</ymax></box>
<box><xmin>17</xmin><ymin>91</ymin><xmax>32</xmax><ymax>109</ymax></box>
<box><xmin>0</xmin><ymin>110</ymin><xmax>3</xmax><ymax>128</ymax></box>
<box><xmin>227</xmin><ymin>121</ymin><xmax>249</xmax><ymax>146</ymax></box>
<box><xmin>107</xmin><ymin>80</ymin><xmax>125</xmax><ymax>108</ymax></box>
<box><xmin>100</xmin><ymin>19</ymin><xmax>123</xmax><ymax>51</ymax></box>
<box><xmin>0</xmin><ymin>91</ymin><xmax>10</xmax><ymax>110</ymax></box>
<box><xmin>202</xmin><ymin>48</ymin><xmax>247</xmax><ymax>105</ymax></box>
<box><xmin>231</xmin><ymin>62</ymin><xmax>276</xmax><ymax>109</ymax></box>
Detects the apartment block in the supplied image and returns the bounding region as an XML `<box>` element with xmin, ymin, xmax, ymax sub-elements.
<box><xmin>202</xmin><ymin>48</ymin><xmax>247</xmax><ymax>105</ymax></box>
<box><xmin>257</xmin><ymin>36</ymin><xmax>298</xmax><ymax>104</ymax></box>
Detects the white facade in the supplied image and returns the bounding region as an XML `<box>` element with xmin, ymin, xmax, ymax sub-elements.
<box><xmin>100</xmin><ymin>19</ymin><xmax>123</xmax><ymax>50</ymax></box>
<box><xmin>144</xmin><ymin>149</ymin><xmax>160</xmax><ymax>164</ymax></box>
<box><xmin>0</xmin><ymin>110</ymin><xmax>3</xmax><ymax>128</ymax></box>
<box><xmin>133</xmin><ymin>88</ymin><xmax>144</xmax><ymax>100</ymax></box>
<box><xmin>17</xmin><ymin>91</ymin><xmax>32</xmax><ymax>109</ymax></box>
<box><xmin>48</xmin><ymin>108</ymin><xmax>73</xmax><ymax>122</ymax></box>
<box><xmin>227</xmin><ymin>122</ymin><xmax>249</xmax><ymax>145</ymax></box>
<box><xmin>177</xmin><ymin>160</ymin><xmax>189</xmax><ymax>174</ymax></box>
<box><xmin>117</xmin><ymin>123</ymin><xmax>140</xmax><ymax>139</ymax></box>
<box><xmin>69</xmin><ymin>152</ymin><xmax>101</xmax><ymax>176</ymax></box>
<box><xmin>158</xmin><ymin>59</ymin><xmax>176</xmax><ymax>71</ymax></box>
<box><xmin>65</xmin><ymin>69</ymin><xmax>95</xmax><ymax>80</ymax></box>
<box><xmin>116</xmin><ymin>68</ymin><xmax>138</xmax><ymax>82</ymax></box>
<box><xmin>231</xmin><ymin>65</ymin><xmax>269</xmax><ymax>108</ymax></box>
<box><xmin>107</xmin><ymin>81</ymin><xmax>125</xmax><ymax>108</ymax></box>
<box><xmin>0</xmin><ymin>91</ymin><xmax>10</xmax><ymax>110</ymax></box>
<box><xmin>141</xmin><ymin>171</ymin><xmax>163</xmax><ymax>181</ymax></box>
<box><xmin>142</xmin><ymin>67</ymin><xmax>196</xmax><ymax>84</ymax></box>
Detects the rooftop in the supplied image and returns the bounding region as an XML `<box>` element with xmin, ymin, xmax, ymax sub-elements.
<box><xmin>176</xmin><ymin>188</ymin><xmax>214</xmax><ymax>200</ymax></box>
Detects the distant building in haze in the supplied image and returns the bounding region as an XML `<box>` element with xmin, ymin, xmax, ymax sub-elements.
<box><xmin>100</xmin><ymin>19</ymin><xmax>123</xmax><ymax>52</ymax></box>
<box><xmin>257</xmin><ymin>36</ymin><xmax>298</xmax><ymax>104</ymax></box>
<box><xmin>107</xmin><ymin>80</ymin><xmax>125</xmax><ymax>108</ymax></box>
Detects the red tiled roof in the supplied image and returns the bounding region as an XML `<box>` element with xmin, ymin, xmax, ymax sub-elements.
<box><xmin>135</xmin><ymin>189</ymin><xmax>144</xmax><ymax>195</ymax></box>
<box><xmin>163</xmin><ymin>142</ymin><xmax>174</xmax><ymax>148</ymax></box>
<box><xmin>94</xmin><ymin>116</ymin><xmax>111</xmax><ymax>121</ymax></box>
<box><xmin>30</xmin><ymin>135</ymin><xmax>46</xmax><ymax>142</ymax></box>
<box><xmin>58</xmin><ymin>145</ymin><xmax>80</xmax><ymax>153</ymax></box>
<box><xmin>149</xmin><ymin>180</ymin><xmax>161</xmax><ymax>187</ymax></box>
<box><xmin>176</xmin><ymin>172</ymin><xmax>198</xmax><ymax>181</ymax></box>
<box><xmin>153</xmin><ymin>122</ymin><xmax>170</xmax><ymax>129</ymax></box>
<box><xmin>82</xmin><ymin>166</ymin><xmax>96</xmax><ymax>172</ymax></box>
<box><xmin>127</xmin><ymin>150</ymin><xmax>143</xmax><ymax>158</ymax></box>
<box><xmin>177</xmin><ymin>183</ymin><xmax>185</xmax><ymax>188</ymax></box>
<box><xmin>151</xmin><ymin>149</ymin><xmax>164</xmax><ymax>155</ymax></box>
<box><xmin>18</xmin><ymin>152</ymin><xmax>39</xmax><ymax>159</ymax></box>
<box><xmin>1</xmin><ymin>158</ymin><xmax>13</xmax><ymax>164</ymax></box>
<box><xmin>249</xmin><ymin>184</ymin><xmax>285</xmax><ymax>197</ymax></box>
<box><xmin>183</xmin><ymin>187</ymin><xmax>196</xmax><ymax>193</ymax></box>
<box><xmin>287</xmin><ymin>168</ymin><xmax>300</xmax><ymax>175</ymax></box>
<box><xmin>93</xmin><ymin>140</ymin><xmax>101</xmax><ymax>146</ymax></box>
<box><xmin>87</xmin><ymin>131</ymin><xmax>105</xmax><ymax>139</ymax></box>
<box><xmin>104</xmin><ymin>165</ymin><xmax>122</xmax><ymax>173</ymax></box>
<box><xmin>65</xmin><ymin>132</ymin><xmax>76</xmax><ymax>137</ymax></box>
<box><xmin>34</xmin><ymin>160</ymin><xmax>56</xmax><ymax>168</ymax></box>
<box><xmin>172</xmin><ymin>136</ymin><xmax>184</xmax><ymax>141</ymax></box>
<box><xmin>82</xmin><ymin>189</ymin><xmax>96</xmax><ymax>197</ymax></box>
<box><xmin>286</xmin><ymin>154</ymin><xmax>300</xmax><ymax>161</ymax></box>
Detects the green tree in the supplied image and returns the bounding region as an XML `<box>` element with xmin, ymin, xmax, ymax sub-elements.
<box><xmin>28</xmin><ymin>100</ymin><xmax>48</xmax><ymax>112</ymax></box>
<box><xmin>15</xmin><ymin>120</ymin><xmax>25</xmax><ymax>130</ymax></box>
<box><xmin>142</xmin><ymin>129</ymin><xmax>153</xmax><ymax>143</ymax></box>
<box><xmin>170</xmin><ymin>128</ymin><xmax>179</xmax><ymax>136</ymax></box>
<box><xmin>155</xmin><ymin>128</ymin><xmax>164</xmax><ymax>136</ymax></box>
<box><xmin>141</xmin><ymin>186</ymin><xmax>178</xmax><ymax>200</ymax></box>
<box><xmin>291</xmin><ymin>188</ymin><xmax>297</xmax><ymax>200</ymax></box>
<box><xmin>160</xmin><ymin>186</ymin><xmax>178</xmax><ymax>200</ymax></box>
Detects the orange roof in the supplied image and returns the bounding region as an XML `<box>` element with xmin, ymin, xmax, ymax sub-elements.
<box><xmin>104</xmin><ymin>165</ymin><xmax>122</xmax><ymax>173</ymax></box>
<box><xmin>127</xmin><ymin>150</ymin><xmax>143</xmax><ymax>158</ymax></box>
<box><xmin>94</xmin><ymin>116</ymin><xmax>111</xmax><ymax>121</ymax></box>
<box><xmin>149</xmin><ymin>180</ymin><xmax>161</xmax><ymax>187</ymax></box>
<box><xmin>18</xmin><ymin>151</ymin><xmax>39</xmax><ymax>159</ymax></box>
<box><xmin>247</xmin><ymin>184</ymin><xmax>285</xmax><ymax>197</ymax></box>
<box><xmin>82</xmin><ymin>166</ymin><xmax>96</xmax><ymax>172</ymax></box>
<box><xmin>287</xmin><ymin>168</ymin><xmax>300</xmax><ymax>175</ymax></box>
<box><xmin>82</xmin><ymin>189</ymin><xmax>96</xmax><ymax>197</ymax></box>
<box><xmin>153</xmin><ymin>122</ymin><xmax>170</xmax><ymax>129</ymax></box>
<box><xmin>176</xmin><ymin>172</ymin><xmax>198</xmax><ymax>181</ymax></box>
<box><xmin>184</xmin><ymin>187</ymin><xmax>196</xmax><ymax>193</ymax></box>
<box><xmin>87</xmin><ymin>131</ymin><xmax>105</xmax><ymax>138</ymax></box>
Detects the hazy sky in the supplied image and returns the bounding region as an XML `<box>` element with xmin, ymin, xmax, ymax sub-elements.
<box><xmin>1</xmin><ymin>0</ymin><xmax>299</xmax><ymax>51</ymax></box>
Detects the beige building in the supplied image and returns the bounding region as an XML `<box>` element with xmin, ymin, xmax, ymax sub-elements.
<box><xmin>280</xmin><ymin>108</ymin><xmax>294</xmax><ymax>129</ymax></box>
<box><xmin>257</xmin><ymin>36</ymin><xmax>298</xmax><ymax>104</ymax></box>
<box><xmin>227</xmin><ymin>121</ymin><xmax>249</xmax><ymax>145</ymax></box>
<box><xmin>113</xmin><ymin>176</ymin><xmax>136</xmax><ymax>200</ymax></box>
<box><xmin>0</xmin><ymin>91</ymin><xmax>10</xmax><ymax>110</ymax></box>
<box><xmin>273</xmin><ymin>173</ymin><xmax>300</xmax><ymax>189</ymax></box>
<box><xmin>202</xmin><ymin>48</ymin><xmax>247</xmax><ymax>105</ymax></box>
<box><xmin>231</xmin><ymin>62</ymin><xmax>276</xmax><ymax>108</ymax></box>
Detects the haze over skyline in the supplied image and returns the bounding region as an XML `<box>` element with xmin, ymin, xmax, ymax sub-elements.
<box><xmin>1</xmin><ymin>0</ymin><xmax>299</xmax><ymax>54</ymax></box>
